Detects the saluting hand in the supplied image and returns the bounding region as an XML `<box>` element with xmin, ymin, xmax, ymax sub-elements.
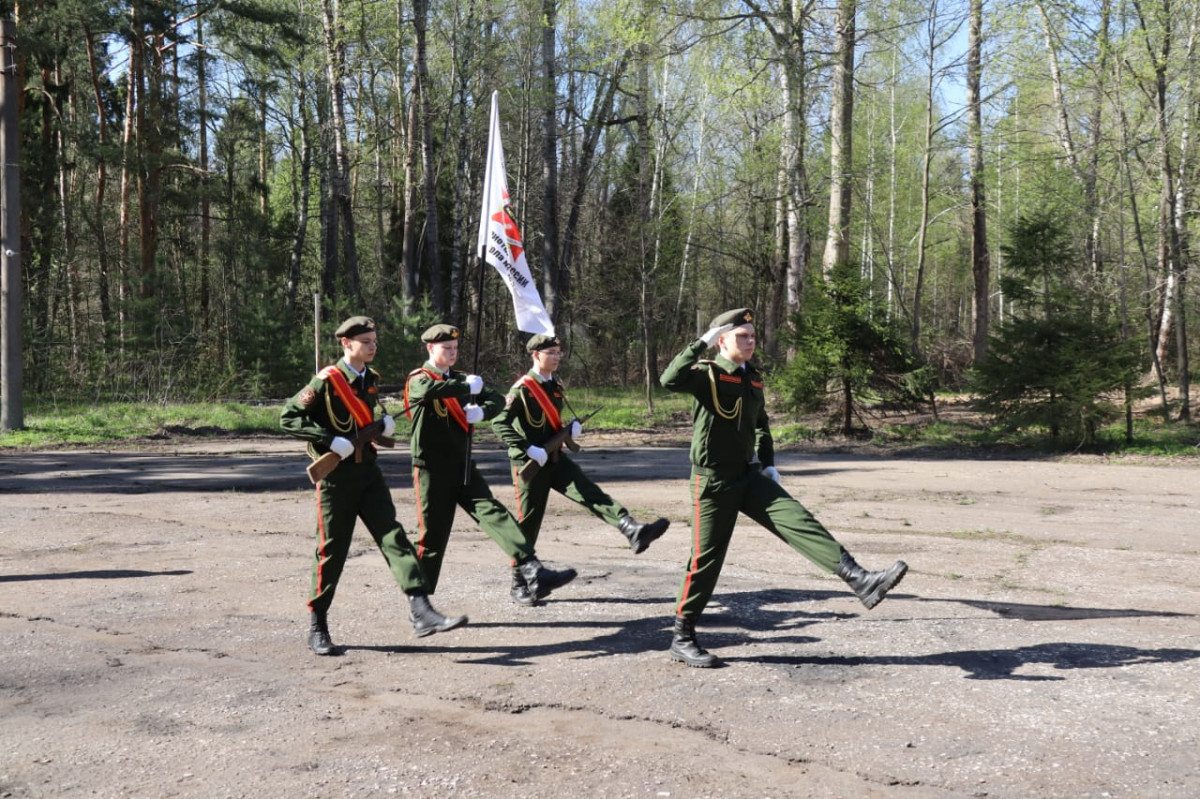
<box><xmin>701</xmin><ymin>323</ymin><xmax>734</xmax><ymax>347</ymax></box>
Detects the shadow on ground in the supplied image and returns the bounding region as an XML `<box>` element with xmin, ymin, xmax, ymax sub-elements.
<box><xmin>337</xmin><ymin>587</ymin><xmax>1197</xmax><ymax>681</ymax></box>
<box><xmin>0</xmin><ymin>447</ymin><xmax>708</xmax><ymax>494</ymax></box>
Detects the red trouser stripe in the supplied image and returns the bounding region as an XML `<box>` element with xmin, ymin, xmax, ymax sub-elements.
<box><xmin>676</xmin><ymin>472</ymin><xmax>704</xmax><ymax>617</ymax></box>
<box><xmin>311</xmin><ymin>484</ymin><xmax>328</xmax><ymax>610</ymax></box>
<box><xmin>413</xmin><ymin>465</ymin><xmax>427</xmax><ymax>559</ymax></box>
<box><xmin>511</xmin><ymin>464</ymin><xmax>525</xmax><ymax>522</ymax></box>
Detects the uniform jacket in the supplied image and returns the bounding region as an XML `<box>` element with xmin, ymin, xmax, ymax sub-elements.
<box><xmin>279</xmin><ymin>359</ymin><xmax>384</xmax><ymax>462</ymax></box>
<box><xmin>660</xmin><ymin>339</ymin><xmax>775</xmax><ymax>474</ymax></box>
<box><xmin>492</xmin><ymin>370</ymin><xmax>567</xmax><ymax>463</ymax></box>
<box><xmin>405</xmin><ymin>362</ymin><xmax>505</xmax><ymax>468</ymax></box>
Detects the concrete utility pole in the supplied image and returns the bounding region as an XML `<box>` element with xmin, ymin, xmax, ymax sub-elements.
<box><xmin>1</xmin><ymin>17</ymin><xmax>23</xmax><ymax>432</ymax></box>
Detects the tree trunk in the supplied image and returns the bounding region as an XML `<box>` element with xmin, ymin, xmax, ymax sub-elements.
<box><xmin>765</xmin><ymin>142</ymin><xmax>787</xmax><ymax>359</ymax></box>
<box><xmin>117</xmin><ymin>10</ymin><xmax>140</xmax><ymax>349</ymax></box>
<box><xmin>318</xmin><ymin>91</ymin><xmax>338</xmax><ymax>303</ymax></box>
<box><xmin>448</xmin><ymin>0</ymin><xmax>478</xmax><ymax>327</ymax></box>
<box><xmin>968</xmin><ymin>0</ymin><xmax>990</xmax><ymax>364</ymax></box>
<box><xmin>54</xmin><ymin>59</ymin><xmax>80</xmax><ymax>370</ymax></box>
<box><xmin>286</xmin><ymin>76</ymin><xmax>313</xmax><ymax>317</ymax></box>
<box><xmin>561</xmin><ymin>53</ymin><xmax>627</xmax><ymax>309</ymax></box>
<box><xmin>541</xmin><ymin>0</ymin><xmax>563</xmax><ymax>327</ymax></box>
<box><xmin>82</xmin><ymin>24</ymin><xmax>113</xmax><ymax>334</ymax></box>
<box><xmin>636</xmin><ymin>35</ymin><xmax>656</xmax><ymax>410</ymax></box>
<box><xmin>320</xmin><ymin>0</ymin><xmax>362</xmax><ymax>306</ymax></box>
<box><xmin>822</xmin><ymin>0</ymin><xmax>855</xmax><ymax>278</ymax></box>
<box><xmin>196</xmin><ymin>15</ymin><xmax>212</xmax><ymax>332</ymax></box>
<box><xmin>401</xmin><ymin>70</ymin><xmax>420</xmax><ymax>305</ymax></box>
<box><xmin>1134</xmin><ymin>0</ymin><xmax>1189</xmax><ymax>419</ymax></box>
<box><xmin>911</xmin><ymin>14</ymin><xmax>936</xmax><ymax>351</ymax></box>
<box><xmin>136</xmin><ymin>30</ymin><xmax>160</xmax><ymax>306</ymax></box>
<box><xmin>413</xmin><ymin>0</ymin><xmax>444</xmax><ymax>314</ymax></box>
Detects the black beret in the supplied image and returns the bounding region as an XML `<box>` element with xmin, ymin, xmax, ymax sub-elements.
<box><xmin>335</xmin><ymin>316</ymin><xmax>376</xmax><ymax>339</ymax></box>
<box><xmin>421</xmin><ymin>324</ymin><xmax>460</xmax><ymax>343</ymax></box>
<box><xmin>710</xmin><ymin>308</ymin><xmax>755</xmax><ymax>328</ymax></box>
<box><xmin>526</xmin><ymin>333</ymin><xmax>562</xmax><ymax>352</ymax></box>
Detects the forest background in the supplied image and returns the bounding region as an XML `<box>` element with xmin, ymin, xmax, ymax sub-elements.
<box><xmin>0</xmin><ymin>0</ymin><xmax>1196</xmax><ymax>446</ymax></box>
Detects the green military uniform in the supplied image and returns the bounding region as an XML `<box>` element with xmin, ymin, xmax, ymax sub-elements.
<box><xmin>660</xmin><ymin>314</ymin><xmax>844</xmax><ymax>622</ymax></box>
<box><xmin>492</xmin><ymin>368</ymin><xmax>629</xmax><ymax>545</ymax></box>
<box><xmin>405</xmin><ymin>326</ymin><xmax>535</xmax><ymax>592</ymax></box>
<box><xmin>280</xmin><ymin>354</ymin><xmax>427</xmax><ymax>616</ymax></box>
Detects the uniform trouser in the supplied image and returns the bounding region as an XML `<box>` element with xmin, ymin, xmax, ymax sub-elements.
<box><xmin>676</xmin><ymin>465</ymin><xmax>845</xmax><ymax>620</ymax></box>
<box><xmin>413</xmin><ymin>461</ymin><xmax>535</xmax><ymax>592</ymax></box>
<box><xmin>308</xmin><ymin>459</ymin><xmax>427</xmax><ymax>614</ymax></box>
<box><xmin>507</xmin><ymin>453</ymin><xmax>628</xmax><ymax>548</ymax></box>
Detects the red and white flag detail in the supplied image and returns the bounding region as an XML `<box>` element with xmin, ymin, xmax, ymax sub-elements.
<box><xmin>476</xmin><ymin>92</ymin><xmax>555</xmax><ymax>336</ymax></box>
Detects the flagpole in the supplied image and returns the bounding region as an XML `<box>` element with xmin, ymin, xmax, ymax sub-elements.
<box><xmin>462</xmin><ymin>244</ymin><xmax>488</xmax><ymax>486</ymax></box>
<box><xmin>463</xmin><ymin>93</ymin><xmax>500</xmax><ymax>485</ymax></box>
<box><xmin>466</xmin><ymin>92</ymin><xmax>555</xmax><ymax>481</ymax></box>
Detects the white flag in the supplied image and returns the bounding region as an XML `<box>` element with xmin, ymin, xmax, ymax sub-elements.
<box><xmin>476</xmin><ymin>92</ymin><xmax>555</xmax><ymax>336</ymax></box>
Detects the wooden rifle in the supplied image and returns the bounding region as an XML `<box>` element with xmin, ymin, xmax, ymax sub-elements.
<box><xmin>305</xmin><ymin>418</ymin><xmax>397</xmax><ymax>485</ymax></box>
<box><xmin>518</xmin><ymin>406</ymin><xmax>603</xmax><ymax>483</ymax></box>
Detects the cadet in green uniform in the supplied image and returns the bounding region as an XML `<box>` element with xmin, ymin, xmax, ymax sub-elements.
<box><xmin>492</xmin><ymin>334</ymin><xmax>671</xmax><ymax>576</ymax></box>
<box><xmin>280</xmin><ymin>316</ymin><xmax>467</xmax><ymax>656</ymax></box>
<box><xmin>660</xmin><ymin>308</ymin><xmax>908</xmax><ymax>668</ymax></box>
<box><xmin>405</xmin><ymin>323</ymin><xmax>567</xmax><ymax>606</ymax></box>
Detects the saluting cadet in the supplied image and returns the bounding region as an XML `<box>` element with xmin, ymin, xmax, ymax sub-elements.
<box><xmin>280</xmin><ymin>316</ymin><xmax>467</xmax><ymax>656</ymax></box>
<box><xmin>660</xmin><ymin>308</ymin><xmax>909</xmax><ymax>668</ymax></box>
<box><xmin>405</xmin><ymin>323</ymin><xmax>571</xmax><ymax>606</ymax></box>
<box><xmin>492</xmin><ymin>334</ymin><xmax>671</xmax><ymax>586</ymax></box>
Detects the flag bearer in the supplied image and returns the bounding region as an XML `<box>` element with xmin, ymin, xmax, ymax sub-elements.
<box><xmin>280</xmin><ymin>316</ymin><xmax>467</xmax><ymax>656</ymax></box>
<box><xmin>660</xmin><ymin>308</ymin><xmax>909</xmax><ymax>668</ymax></box>
<box><xmin>405</xmin><ymin>323</ymin><xmax>570</xmax><ymax>607</ymax></box>
<box><xmin>492</xmin><ymin>334</ymin><xmax>671</xmax><ymax>588</ymax></box>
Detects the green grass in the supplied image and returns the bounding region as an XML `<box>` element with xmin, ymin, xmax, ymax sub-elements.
<box><xmin>871</xmin><ymin>414</ymin><xmax>1200</xmax><ymax>458</ymax></box>
<box><xmin>6</xmin><ymin>389</ymin><xmax>1198</xmax><ymax>458</ymax></box>
<box><xmin>1</xmin><ymin>388</ymin><xmax>690</xmax><ymax>449</ymax></box>
<box><xmin>541</xmin><ymin>386</ymin><xmax>692</xmax><ymax>430</ymax></box>
<box><xmin>0</xmin><ymin>401</ymin><xmax>282</xmax><ymax>448</ymax></box>
<box><xmin>1091</xmin><ymin>418</ymin><xmax>1200</xmax><ymax>457</ymax></box>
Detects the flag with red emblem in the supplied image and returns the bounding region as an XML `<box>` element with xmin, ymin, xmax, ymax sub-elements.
<box><xmin>476</xmin><ymin>92</ymin><xmax>555</xmax><ymax>336</ymax></box>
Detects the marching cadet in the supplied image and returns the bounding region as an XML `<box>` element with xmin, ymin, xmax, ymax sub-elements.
<box><xmin>405</xmin><ymin>323</ymin><xmax>573</xmax><ymax>606</ymax></box>
<box><xmin>660</xmin><ymin>308</ymin><xmax>909</xmax><ymax>668</ymax></box>
<box><xmin>492</xmin><ymin>334</ymin><xmax>671</xmax><ymax>584</ymax></box>
<box><xmin>280</xmin><ymin>316</ymin><xmax>467</xmax><ymax>656</ymax></box>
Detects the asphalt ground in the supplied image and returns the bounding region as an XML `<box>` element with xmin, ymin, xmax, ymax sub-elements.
<box><xmin>2</xmin><ymin>439</ymin><xmax>1198</xmax><ymax>798</ymax></box>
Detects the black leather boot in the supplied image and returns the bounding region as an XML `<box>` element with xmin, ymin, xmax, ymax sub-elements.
<box><xmin>836</xmin><ymin>552</ymin><xmax>908</xmax><ymax>610</ymax></box>
<box><xmin>308</xmin><ymin>610</ymin><xmax>336</xmax><ymax>656</ymax></box>
<box><xmin>669</xmin><ymin>616</ymin><xmax>718</xmax><ymax>668</ymax></box>
<box><xmin>518</xmin><ymin>556</ymin><xmax>577</xmax><ymax>599</ymax></box>
<box><xmin>407</xmin><ymin>592</ymin><xmax>468</xmax><ymax>638</ymax></box>
<box><xmin>618</xmin><ymin>514</ymin><xmax>670</xmax><ymax>554</ymax></box>
<box><xmin>510</xmin><ymin>566</ymin><xmax>536</xmax><ymax>607</ymax></box>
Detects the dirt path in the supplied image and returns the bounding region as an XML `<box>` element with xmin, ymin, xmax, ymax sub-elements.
<box><xmin>2</xmin><ymin>439</ymin><xmax>1198</xmax><ymax>798</ymax></box>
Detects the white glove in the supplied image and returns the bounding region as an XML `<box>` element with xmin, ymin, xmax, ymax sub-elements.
<box><xmin>569</xmin><ymin>419</ymin><xmax>583</xmax><ymax>439</ymax></box>
<box><xmin>526</xmin><ymin>445</ymin><xmax>548</xmax><ymax>467</ymax></box>
<box><xmin>464</xmin><ymin>403</ymin><xmax>485</xmax><ymax>424</ymax></box>
<box><xmin>701</xmin><ymin>323</ymin><xmax>734</xmax><ymax>347</ymax></box>
<box><xmin>329</xmin><ymin>436</ymin><xmax>355</xmax><ymax>460</ymax></box>
<box><xmin>381</xmin><ymin>414</ymin><xmax>396</xmax><ymax>438</ymax></box>
<box><xmin>465</xmin><ymin>374</ymin><xmax>484</xmax><ymax>395</ymax></box>
<box><xmin>763</xmin><ymin>465</ymin><xmax>781</xmax><ymax>484</ymax></box>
